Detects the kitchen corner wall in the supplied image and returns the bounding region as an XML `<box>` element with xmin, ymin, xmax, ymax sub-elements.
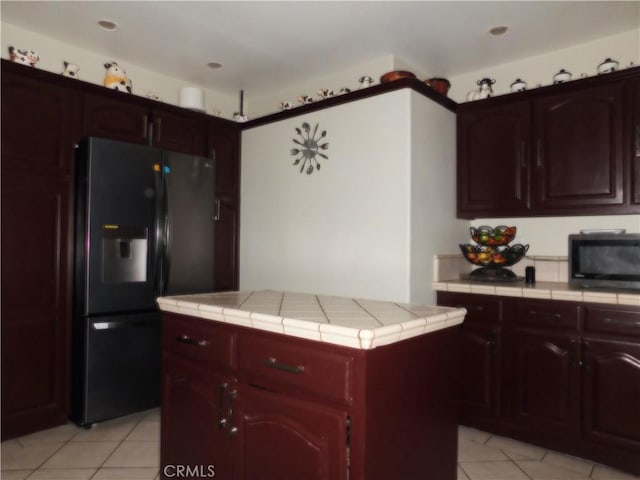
<box><xmin>240</xmin><ymin>90</ymin><xmax>467</xmax><ymax>304</ymax></box>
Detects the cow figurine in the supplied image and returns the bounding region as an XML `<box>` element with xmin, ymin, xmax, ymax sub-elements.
<box><xmin>62</xmin><ymin>61</ymin><xmax>79</xmax><ymax>78</ymax></box>
<box><xmin>466</xmin><ymin>78</ymin><xmax>495</xmax><ymax>101</ymax></box>
<box><xmin>8</xmin><ymin>46</ymin><xmax>39</xmax><ymax>67</ymax></box>
<box><xmin>103</xmin><ymin>61</ymin><xmax>132</xmax><ymax>93</ymax></box>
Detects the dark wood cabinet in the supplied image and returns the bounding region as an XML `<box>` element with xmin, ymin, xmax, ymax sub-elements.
<box><xmin>161</xmin><ymin>353</ymin><xmax>233</xmax><ymax>479</ymax></box>
<box><xmin>630</xmin><ymin>78</ymin><xmax>640</xmax><ymax>205</ymax></box>
<box><xmin>437</xmin><ymin>292</ymin><xmax>503</xmax><ymax>422</ymax></box>
<box><xmin>83</xmin><ymin>93</ymin><xmax>207</xmax><ymax>156</ymax></box>
<box><xmin>533</xmin><ymin>82</ymin><xmax>624</xmax><ymax>210</ymax></box>
<box><xmin>161</xmin><ymin>310</ymin><xmax>460</xmax><ymax>480</ymax></box>
<box><xmin>457</xmin><ymin>102</ymin><xmax>530</xmax><ymax>216</ymax></box>
<box><xmin>510</xmin><ymin>299</ymin><xmax>581</xmax><ymax>439</ymax></box>
<box><xmin>581</xmin><ymin>304</ymin><xmax>640</xmax><ymax>457</ymax></box>
<box><xmin>457</xmin><ymin>67</ymin><xmax>640</xmax><ymax>218</ymax></box>
<box><xmin>214</xmin><ymin>196</ymin><xmax>239</xmax><ymax>291</ymax></box>
<box><xmin>1</xmin><ymin>63</ymin><xmax>81</xmax><ymax>439</ymax></box>
<box><xmin>208</xmin><ymin>123</ymin><xmax>240</xmax><ymax>195</ymax></box>
<box><xmin>234</xmin><ymin>386</ymin><xmax>348</xmax><ymax>480</ymax></box>
<box><xmin>511</xmin><ymin>330</ymin><xmax>580</xmax><ymax>438</ymax></box>
<box><xmin>208</xmin><ymin>122</ymin><xmax>241</xmax><ymax>291</ymax></box>
<box><xmin>438</xmin><ymin>291</ymin><xmax>640</xmax><ymax>475</ymax></box>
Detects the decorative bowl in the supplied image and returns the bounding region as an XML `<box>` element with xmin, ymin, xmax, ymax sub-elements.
<box><xmin>470</xmin><ymin>225</ymin><xmax>516</xmax><ymax>246</ymax></box>
<box><xmin>459</xmin><ymin>243</ymin><xmax>529</xmax><ymax>267</ymax></box>
<box><xmin>380</xmin><ymin>70</ymin><xmax>416</xmax><ymax>83</ymax></box>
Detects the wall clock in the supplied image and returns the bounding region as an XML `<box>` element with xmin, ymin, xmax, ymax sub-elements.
<box><xmin>290</xmin><ymin>122</ymin><xmax>329</xmax><ymax>175</ymax></box>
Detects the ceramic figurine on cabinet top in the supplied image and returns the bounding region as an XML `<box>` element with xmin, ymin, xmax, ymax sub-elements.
<box><xmin>103</xmin><ymin>61</ymin><xmax>132</xmax><ymax>93</ymax></box>
<box><xmin>553</xmin><ymin>68</ymin><xmax>572</xmax><ymax>84</ymax></box>
<box><xmin>8</xmin><ymin>46</ymin><xmax>39</xmax><ymax>67</ymax></box>
<box><xmin>61</xmin><ymin>61</ymin><xmax>79</xmax><ymax>78</ymax></box>
<box><xmin>339</xmin><ymin>87</ymin><xmax>352</xmax><ymax>95</ymax></box>
<box><xmin>358</xmin><ymin>75</ymin><xmax>374</xmax><ymax>88</ymax></box>
<box><xmin>510</xmin><ymin>78</ymin><xmax>527</xmax><ymax>92</ymax></box>
<box><xmin>466</xmin><ymin>78</ymin><xmax>495</xmax><ymax>101</ymax></box>
<box><xmin>318</xmin><ymin>88</ymin><xmax>335</xmax><ymax>99</ymax></box>
<box><xmin>298</xmin><ymin>95</ymin><xmax>314</xmax><ymax>104</ymax></box>
<box><xmin>597</xmin><ymin>58</ymin><xmax>619</xmax><ymax>74</ymax></box>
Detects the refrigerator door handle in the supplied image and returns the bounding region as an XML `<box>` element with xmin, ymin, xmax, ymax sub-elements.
<box><xmin>161</xmin><ymin>164</ymin><xmax>171</xmax><ymax>295</ymax></box>
<box><xmin>152</xmin><ymin>168</ymin><xmax>164</xmax><ymax>295</ymax></box>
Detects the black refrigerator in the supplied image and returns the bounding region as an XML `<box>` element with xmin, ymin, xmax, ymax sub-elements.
<box><xmin>71</xmin><ymin>137</ymin><xmax>215</xmax><ymax>426</ymax></box>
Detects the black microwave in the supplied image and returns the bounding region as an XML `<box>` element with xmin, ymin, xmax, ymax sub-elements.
<box><xmin>569</xmin><ymin>233</ymin><xmax>640</xmax><ymax>290</ymax></box>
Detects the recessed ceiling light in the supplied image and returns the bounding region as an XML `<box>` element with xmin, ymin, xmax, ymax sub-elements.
<box><xmin>489</xmin><ymin>25</ymin><xmax>509</xmax><ymax>36</ymax></box>
<box><xmin>98</xmin><ymin>20</ymin><xmax>118</xmax><ymax>31</ymax></box>
<box><xmin>206</xmin><ymin>62</ymin><xmax>223</xmax><ymax>70</ymax></box>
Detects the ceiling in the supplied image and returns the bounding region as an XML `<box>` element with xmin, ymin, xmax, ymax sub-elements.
<box><xmin>1</xmin><ymin>1</ymin><xmax>638</xmax><ymax>95</ymax></box>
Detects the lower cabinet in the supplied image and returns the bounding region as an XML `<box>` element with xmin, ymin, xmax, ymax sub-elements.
<box><xmin>161</xmin><ymin>311</ymin><xmax>461</xmax><ymax>480</ymax></box>
<box><xmin>234</xmin><ymin>386</ymin><xmax>347</xmax><ymax>480</ymax></box>
<box><xmin>161</xmin><ymin>353</ymin><xmax>233</xmax><ymax>479</ymax></box>
<box><xmin>437</xmin><ymin>292</ymin><xmax>640</xmax><ymax>475</ymax></box>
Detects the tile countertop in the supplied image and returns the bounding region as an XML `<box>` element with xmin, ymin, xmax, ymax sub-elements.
<box><xmin>157</xmin><ymin>290</ymin><xmax>466</xmax><ymax>350</ymax></box>
<box><xmin>433</xmin><ymin>280</ymin><xmax>640</xmax><ymax>306</ymax></box>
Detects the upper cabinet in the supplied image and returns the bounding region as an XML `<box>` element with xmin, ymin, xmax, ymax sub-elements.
<box><xmin>208</xmin><ymin>121</ymin><xmax>240</xmax><ymax>195</ymax></box>
<box><xmin>533</xmin><ymin>82</ymin><xmax>624</xmax><ymax>211</ymax></box>
<box><xmin>457</xmin><ymin>101</ymin><xmax>531</xmax><ymax>216</ymax></box>
<box><xmin>457</xmin><ymin>67</ymin><xmax>640</xmax><ymax>219</ymax></box>
<box><xmin>84</xmin><ymin>93</ymin><xmax>207</xmax><ymax>156</ymax></box>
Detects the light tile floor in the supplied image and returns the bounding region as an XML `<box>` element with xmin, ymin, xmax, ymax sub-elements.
<box><xmin>2</xmin><ymin>409</ymin><xmax>639</xmax><ymax>480</ymax></box>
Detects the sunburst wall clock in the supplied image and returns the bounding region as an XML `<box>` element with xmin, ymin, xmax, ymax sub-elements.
<box><xmin>290</xmin><ymin>122</ymin><xmax>329</xmax><ymax>175</ymax></box>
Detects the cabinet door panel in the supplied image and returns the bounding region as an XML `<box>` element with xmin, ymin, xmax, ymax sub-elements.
<box><xmin>214</xmin><ymin>196</ymin><xmax>239</xmax><ymax>291</ymax></box>
<box><xmin>534</xmin><ymin>82</ymin><xmax>624</xmax><ymax>209</ymax></box>
<box><xmin>235</xmin><ymin>386</ymin><xmax>347</xmax><ymax>480</ymax></box>
<box><xmin>208</xmin><ymin>125</ymin><xmax>240</xmax><ymax>195</ymax></box>
<box><xmin>582</xmin><ymin>339</ymin><xmax>640</xmax><ymax>452</ymax></box>
<box><xmin>460</xmin><ymin>323</ymin><xmax>501</xmax><ymax>420</ymax></box>
<box><xmin>457</xmin><ymin>102</ymin><xmax>530</xmax><ymax>217</ymax></box>
<box><xmin>84</xmin><ymin>94</ymin><xmax>149</xmax><ymax>144</ymax></box>
<box><xmin>153</xmin><ymin>110</ymin><xmax>206</xmax><ymax>156</ymax></box>
<box><xmin>161</xmin><ymin>353</ymin><xmax>232</xmax><ymax>480</ymax></box>
<box><xmin>1</xmin><ymin>71</ymin><xmax>78</xmax><ymax>176</ymax></box>
<box><xmin>1</xmin><ymin>180</ymin><xmax>72</xmax><ymax>439</ymax></box>
<box><xmin>512</xmin><ymin>330</ymin><xmax>580</xmax><ymax>437</ymax></box>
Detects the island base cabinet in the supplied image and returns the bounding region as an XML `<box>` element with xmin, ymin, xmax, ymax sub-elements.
<box><xmin>160</xmin><ymin>353</ymin><xmax>233</xmax><ymax>480</ymax></box>
<box><xmin>233</xmin><ymin>386</ymin><xmax>348</xmax><ymax>480</ymax></box>
<box><xmin>160</xmin><ymin>311</ymin><xmax>461</xmax><ymax>480</ymax></box>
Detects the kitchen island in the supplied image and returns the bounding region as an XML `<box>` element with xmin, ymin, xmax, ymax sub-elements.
<box><xmin>158</xmin><ymin>290</ymin><xmax>466</xmax><ymax>480</ymax></box>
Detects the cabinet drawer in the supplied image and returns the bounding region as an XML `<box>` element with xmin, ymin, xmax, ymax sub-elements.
<box><xmin>163</xmin><ymin>314</ymin><xmax>235</xmax><ymax>370</ymax></box>
<box><xmin>437</xmin><ymin>292</ymin><xmax>501</xmax><ymax>323</ymax></box>
<box><xmin>584</xmin><ymin>305</ymin><xmax>640</xmax><ymax>338</ymax></box>
<box><xmin>238</xmin><ymin>334</ymin><xmax>354</xmax><ymax>404</ymax></box>
<box><xmin>514</xmin><ymin>299</ymin><xmax>580</xmax><ymax>330</ymax></box>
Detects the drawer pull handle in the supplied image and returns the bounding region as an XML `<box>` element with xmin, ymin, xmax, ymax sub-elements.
<box><xmin>602</xmin><ymin>317</ymin><xmax>640</xmax><ymax>327</ymax></box>
<box><xmin>265</xmin><ymin>357</ymin><xmax>305</xmax><ymax>374</ymax></box>
<box><xmin>176</xmin><ymin>334</ymin><xmax>209</xmax><ymax>347</ymax></box>
<box><xmin>528</xmin><ymin>310</ymin><xmax>562</xmax><ymax>320</ymax></box>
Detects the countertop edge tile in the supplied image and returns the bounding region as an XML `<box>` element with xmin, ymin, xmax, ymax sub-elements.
<box><xmin>158</xmin><ymin>291</ymin><xmax>464</xmax><ymax>349</ymax></box>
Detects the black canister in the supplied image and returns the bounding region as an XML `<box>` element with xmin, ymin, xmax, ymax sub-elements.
<box><xmin>525</xmin><ymin>266</ymin><xmax>536</xmax><ymax>284</ymax></box>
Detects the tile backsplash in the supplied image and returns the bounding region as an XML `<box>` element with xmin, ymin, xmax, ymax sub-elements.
<box><xmin>434</xmin><ymin>254</ymin><xmax>568</xmax><ymax>283</ymax></box>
